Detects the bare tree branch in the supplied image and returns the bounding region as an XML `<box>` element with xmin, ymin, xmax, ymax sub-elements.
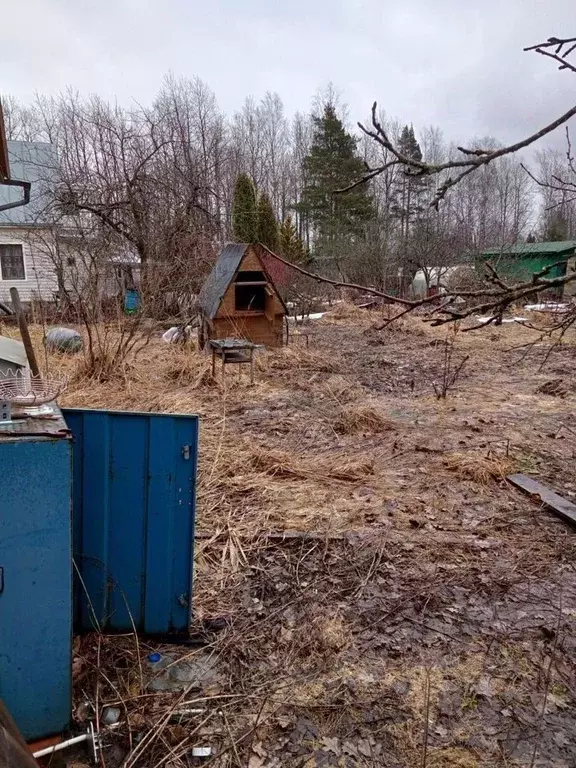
<box><xmin>340</xmin><ymin>35</ymin><xmax>576</xmax><ymax>206</ymax></box>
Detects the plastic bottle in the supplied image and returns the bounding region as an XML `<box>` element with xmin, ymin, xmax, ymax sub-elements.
<box><xmin>146</xmin><ymin>652</ymin><xmax>175</xmax><ymax>691</ymax></box>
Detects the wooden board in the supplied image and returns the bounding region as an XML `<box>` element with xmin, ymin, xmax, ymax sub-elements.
<box><xmin>507</xmin><ymin>473</ymin><xmax>576</xmax><ymax>528</ymax></box>
<box><xmin>212</xmin><ymin>314</ymin><xmax>283</xmax><ymax>347</ymax></box>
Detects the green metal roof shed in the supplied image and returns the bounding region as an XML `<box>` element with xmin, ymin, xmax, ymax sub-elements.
<box><xmin>477</xmin><ymin>241</ymin><xmax>576</xmax><ymax>295</ymax></box>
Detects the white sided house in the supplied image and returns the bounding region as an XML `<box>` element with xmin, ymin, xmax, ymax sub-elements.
<box><xmin>0</xmin><ymin>141</ymin><xmax>59</xmax><ymax>304</ymax></box>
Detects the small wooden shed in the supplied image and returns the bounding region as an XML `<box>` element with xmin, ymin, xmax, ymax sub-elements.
<box><xmin>198</xmin><ymin>243</ymin><xmax>287</xmax><ymax>348</ymax></box>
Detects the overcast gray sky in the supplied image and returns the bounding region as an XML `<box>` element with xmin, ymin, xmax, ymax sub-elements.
<box><xmin>2</xmin><ymin>0</ymin><xmax>574</xmax><ymax>145</ymax></box>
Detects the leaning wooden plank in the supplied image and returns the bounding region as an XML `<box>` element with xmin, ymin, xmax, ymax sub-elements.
<box><xmin>507</xmin><ymin>473</ymin><xmax>576</xmax><ymax>527</ymax></box>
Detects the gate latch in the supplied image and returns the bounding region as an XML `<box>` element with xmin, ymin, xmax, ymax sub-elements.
<box><xmin>181</xmin><ymin>444</ymin><xmax>191</xmax><ymax>461</ymax></box>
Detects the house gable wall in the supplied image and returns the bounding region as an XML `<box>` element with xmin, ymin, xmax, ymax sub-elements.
<box><xmin>0</xmin><ymin>227</ymin><xmax>59</xmax><ymax>303</ymax></box>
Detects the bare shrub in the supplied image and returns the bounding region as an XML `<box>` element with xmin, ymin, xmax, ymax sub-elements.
<box><xmin>432</xmin><ymin>325</ymin><xmax>469</xmax><ymax>399</ymax></box>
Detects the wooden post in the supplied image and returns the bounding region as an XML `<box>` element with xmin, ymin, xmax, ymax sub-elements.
<box><xmin>9</xmin><ymin>287</ymin><xmax>40</xmax><ymax>378</ymax></box>
<box><xmin>211</xmin><ymin>347</ymin><xmax>216</xmax><ymax>378</ymax></box>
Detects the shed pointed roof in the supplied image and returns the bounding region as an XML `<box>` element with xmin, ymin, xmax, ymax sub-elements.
<box><xmin>198</xmin><ymin>243</ymin><xmax>287</xmax><ymax>320</ymax></box>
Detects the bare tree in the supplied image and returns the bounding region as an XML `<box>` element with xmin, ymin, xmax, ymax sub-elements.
<box><xmin>345</xmin><ymin>37</ymin><xmax>576</xmax><ymax>209</ymax></box>
<box><xmin>3</xmin><ymin>31</ymin><xmax>575</xmax><ymax>331</ymax></box>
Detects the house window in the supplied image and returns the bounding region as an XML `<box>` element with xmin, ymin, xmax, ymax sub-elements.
<box><xmin>235</xmin><ymin>284</ymin><xmax>266</xmax><ymax>311</ymax></box>
<box><xmin>0</xmin><ymin>244</ymin><xmax>25</xmax><ymax>280</ymax></box>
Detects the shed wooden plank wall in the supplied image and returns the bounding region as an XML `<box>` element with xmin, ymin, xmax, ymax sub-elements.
<box><xmin>211</xmin><ymin>314</ymin><xmax>284</xmax><ymax>347</ymax></box>
<box><xmin>215</xmin><ymin>247</ymin><xmax>285</xmax><ymax>319</ymax></box>
<box><xmin>207</xmin><ymin>245</ymin><xmax>285</xmax><ymax>347</ymax></box>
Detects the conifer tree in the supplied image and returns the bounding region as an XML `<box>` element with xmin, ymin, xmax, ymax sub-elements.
<box><xmin>391</xmin><ymin>125</ymin><xmax>428</xmax><ymax>244</ymax></box>
<box><xmin>279</xmin><ymin>215</ymin><xmax>306</xmax><ymax>262</ymax></box>
<box><xmin>232</xmin><ymin>173</ymin><xmax>258</xmax><ymax>242</ymax></box>
<box><xmin>257</xmin><ymin>192</ymin><xmax>279</xmax><ymax>250</ymax></box>
<box><xmin>297</xmin><ymin>104</ymin><xmax>374</xmax><ymax>269</ymax></box>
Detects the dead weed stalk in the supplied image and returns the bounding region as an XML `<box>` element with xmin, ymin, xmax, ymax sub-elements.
<box><xmin>433</xmin><ymin>324</ymin><xmax>469</xmax><ymax>399</ymax></box>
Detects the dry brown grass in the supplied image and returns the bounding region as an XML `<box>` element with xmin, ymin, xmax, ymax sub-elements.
<box><xmin>322</xmin><ymin>374</ymin><xmax>367</xmax><ymax>403</ymax></box>
<box><xmin>333</xmin><ymin>401</ymin><xmax>396</xmax><ymax>434</ymax></box>
<box><xmin>247</xmin><ymin>446</ymin><xmax>374</xmax><ymax>483</ymax></box>
<box><xmin>444</xmin><ymin>451</ymin><xmax>515</xmax><ymax>484</ymax></box>
<box><xmin>18</xmin><ymin>315</ymin><xmax>576</xmax><ymax>767</ymax></box>
<box><xmin>325</xmin><ymin>300</ymin><xmax>366</xmax><ymax>320</ymax></box>
<box><xmin>307</xmin><ymin>613</ymin><xmax>351</xmax><ymax>654</ymax></box>
<box><xmin>427</xmin><ymin>747</ymin><xmax>480</xmax><ymax>768</ymax></box>
<box><xmin>270</xmin><ymin>346</ymin><xmax>342</xmax><ymax>373</ymax></box>
<box><xmin>162</xmin><ymin>345</ymin><xmax>216</xmax><ymax>388</ymax></box>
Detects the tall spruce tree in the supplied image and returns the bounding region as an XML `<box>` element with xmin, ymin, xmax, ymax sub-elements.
<box><xmin>543</xmin><ymin>210</ymin><xmax>569</xmax><ymax>241</ymax></box>
<box><xmin>297</xmin><ymin>104</ymin><xmax>374</xmax><ymax>272</ymax></box>
<box><xmin>279</xmin><ymin>215</ymin><xmax>306</xmax><ymax>263</ymax></box>
<box><xmin>232</xmin><ymin>173</ymin><xmax>258</xmax><ymax>243</ymax></box>
<box><xmin>391</xmin><ymin>125</ymin><xmax>428</xmax><ymax>244</ymax></box>
<box><xmin>257</xmin><ymin>192</ymin><xmax>279</xmax><ymax>251</ymax></box>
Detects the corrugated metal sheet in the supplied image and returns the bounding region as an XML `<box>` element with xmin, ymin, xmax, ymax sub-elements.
<box><xmin>64</xmin><ymin>408</ymin><xmax>198</xmax><ymax>634</ymax></box>
<box><xmin>0</xmin><ymin>423</ymin><xmax>72</xmax><ymax>740</ymax></box>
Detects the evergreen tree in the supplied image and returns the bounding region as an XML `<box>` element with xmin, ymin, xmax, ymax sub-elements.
<box><xmin>391</xmin><ymin>125</ymin><xmax>428</xmax><ymax>244</ymax></box>
<box><xmin>257</xmin><ymin>192</ymin><xmax>279</xmax><ymax>251</ymax></box>
<box><xmin>279</xmin><ymin>215</ymin><xmax>306</xmax><ymax>263</ymax></box>
<box><xmin>232</xmin><ymin>173</ymin><xmax>258</xmax><ymax>243</ymax></box>
<box><xmin>296</xmin><ymin>104</ymin><xmax>374</xmax><ymax>271</ymax></box>
<box><xmin>543</xmin><ymin>210</ymin><xmax>569</xmax><ymax>241</ymax></box>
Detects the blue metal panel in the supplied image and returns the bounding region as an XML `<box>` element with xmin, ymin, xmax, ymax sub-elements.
<box><xmin>63</xmin><ymin>409</ymin><xmax>198</xmax><ymax>634</ymax></box>
<box><xmin>0</xmin><ymin>437</ymin><xmax>72</xmax><ymax>740</ymax></box>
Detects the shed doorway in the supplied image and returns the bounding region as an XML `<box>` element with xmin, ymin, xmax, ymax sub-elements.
<box><xmin>235</xmin><ymin>283</ymin><xmax>266</xmax><ymax>311</ymax></box>
<box><xmin>234</xmin><ymin>269</ymin><xmax>267</xmax><ymax>311</ymax></box>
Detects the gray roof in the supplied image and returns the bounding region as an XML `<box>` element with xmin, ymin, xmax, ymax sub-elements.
<box><xmin>0</xmin><ymin>141</ymin><xmax>58</xmax><ymax>226</ymax></box>
<box><xmin>198</xmin><ymin>243</ymin><xmax>250</xmax><ymax>320</ymax></box>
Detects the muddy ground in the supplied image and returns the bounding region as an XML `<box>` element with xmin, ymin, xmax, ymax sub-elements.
<box><xmin>34</xmin><ymin>306</ymin><xmax>576</xmax><ymax>766</ymax></box>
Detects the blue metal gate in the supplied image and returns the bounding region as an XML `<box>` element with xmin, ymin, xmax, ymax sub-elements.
<box><xmin>63</xmin><ymin>409</ymin><xmax>198</xmax><ymax>635</ymax></box>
